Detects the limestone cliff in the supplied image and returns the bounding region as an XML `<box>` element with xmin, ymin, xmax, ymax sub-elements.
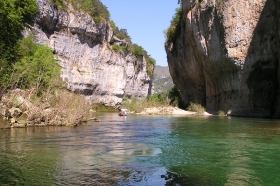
<box><xmin>29</xmin><ymin>0</ymin><xmax>153</xmax><ymax>106</ymax></box>
<box><xmin>166</xmin><ymin>0</ymin><xmax>280</xmax><ymax>118</ymax></box>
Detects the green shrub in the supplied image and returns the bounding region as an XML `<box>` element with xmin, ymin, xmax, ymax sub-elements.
<box><xmin>0</xmin><ymin>0</ymin><xmax>38</xmax><ymax>89</ymax></box>
<box><xmin>146</xmin><ymin>57</ymin><xmax>156</xmax><ymax>77</ymax></box>
<box><xmin>110</xmin><ymin>21</ymin><xmax>117</xmax><ymax>30</ymax></box>
<box><xmin>51</xmin><ymin>0</ymin><xmax>110</xmax><ymax>22</ymax></box>
<box><xmin>168</xmin><ymin>86</ymin><xmax>182</xmax><ymax>107</ymax></box>
<box><xmin>132</xmin><ymin>45</ymin><xmax>145</xmax><ymax>57</ymax></box>
<box><xmin>122</xmin><ymin>96</ymin><xmax>143</xmax><ymax>113</ymax></box>
<box><xmin>51</xmin><ymin>0</ymin><xmax>67</xmax><ymax>10</ymax></box>
<box><xmin>187</xmin><ymin>102</ymin><xmax>205</xmax><ymax>115</ymax></box>
<box><xmin>165</xmin><ymin>7</ymin><xmax>182</xmax><ymax>49</ymax></box>
<box><xmin>218</xmin><ymin>110</ymin><xmax>226</xmax><ymax>116</ymax></box>
<box><xmin>112</xmin><ymin>44</ymin><xmax>120</xmax><ymax>51</ymax></box>
<box><xmin>122</xmin><ymin>93</ymin><xmax>169</xmax><ymax>113</ymax></box>
<box><xmin>148</xmin><ymin>93</ymin><xmax>169</xmax><ymax>105</ymax></box>
<box><xmin>93</xmin><ymin>16</ymin><xmax>102</xmax><ymax>24</ymax></box>
<box><xmin>12</xmin><ymin>37</ymin><xmax>60</xmax><ymax>94</ymax></box>
<box><xmin>91</xmin><ymin>103</ymin><xmax>115</xmax><ymax>112</ymax></box>
<box><xmin>112</xmin><ymin>44</ymin><xmax>127</xmax><ymax>53</ymax></box>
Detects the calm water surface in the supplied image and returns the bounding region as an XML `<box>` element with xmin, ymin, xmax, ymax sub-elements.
<box><xmin>1</xmin><ymin>113</ymin><xmax>280</xmax><ymax>185</ymax></box>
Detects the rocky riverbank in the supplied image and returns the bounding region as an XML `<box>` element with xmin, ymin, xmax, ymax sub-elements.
<box><xmin>0</xmin><ymin>89</ymin><xmax>90</xmax><ymax>129</ymax></box>
<box><xmin>137</xmin><ymin>106</ymin><xmax>212</xmax><ymax>116</ymax></box>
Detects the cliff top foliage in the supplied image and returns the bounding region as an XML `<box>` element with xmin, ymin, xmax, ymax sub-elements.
<box><xmin>164</xmin><ymin>6</ymin><xmax>182</xmax><ymax>50</ymax></box>
<box><xmin>51</xmin><ymin>0</ymin><xmax>110</xmax><ymax>23</ymax></box>
<box><xmin>110</xmin><ymin>21</ymin><xmax>156</xmax><ymax>76</ymax></box>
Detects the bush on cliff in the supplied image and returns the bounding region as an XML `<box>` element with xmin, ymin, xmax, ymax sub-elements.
<box><xmin>51</xmin><ymin>0</ymin><xmax>110</xmax><ymax>22</ymax></box>
<box><xmin>109</xmin><ymin>22</ymin><xmax>156</xmax><ymax>77</ymax></box>
<box><xmin>164</xmin><ymin>7</ymin><xmax>182</xmax><ymax>49</ymax></box>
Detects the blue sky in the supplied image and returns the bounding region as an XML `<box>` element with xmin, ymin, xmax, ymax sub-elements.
<box><xmin>100</xmin><ymin>0</ymin><xmax>180</xmax><ymax>66</ymax></box>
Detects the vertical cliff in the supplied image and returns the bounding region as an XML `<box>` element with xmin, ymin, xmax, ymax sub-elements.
<box><xmin>29</xmin><ymin>0</ymin><xmax>153</xmax><ymax>106</ymax></box>
<box><xmin>166</xmin><ymin>0</ymin><xmax>280</xmax><ymax>118</ymax></box>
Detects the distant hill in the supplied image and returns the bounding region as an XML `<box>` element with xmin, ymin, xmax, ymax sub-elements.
<box><xmin>153</xmin><ymin>66</ymin><xmax>174</xmax><ymax>94</ymax></box>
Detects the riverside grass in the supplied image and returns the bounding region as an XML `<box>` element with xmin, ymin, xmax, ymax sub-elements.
<box><xmin>48</xmin><ymin>89</ymin><xmax>91</xmax><ymax>126</ymax></box>
<box><xmin>3</xmin><ymin>88</ymin><xmax>91</xmax><ymax>127</ymax></box>
<box><xmin>218</xmin><ymin>110</ymin><xmax>226</xmax><ymax>116</ymax></box>
<box><xmin>187</xmin><ymin>102</ymin><xmax>206</xmax><ymax>115</ymax></box>
<box><xmin>121</xmin><ymin>94</ymin><xmax>169</xmax><ymax>113</ymax></box>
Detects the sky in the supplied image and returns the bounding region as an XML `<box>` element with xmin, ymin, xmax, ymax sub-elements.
<box><xmin>100</xmin><ymin>0</ymin><xmax>180</xmax><ymax>67</ymax></box>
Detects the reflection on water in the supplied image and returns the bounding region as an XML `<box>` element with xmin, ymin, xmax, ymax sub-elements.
<box><xmin>1</xmin><ymin>113</ymin><xmax>280</xmax><ymax>185</ymax></box>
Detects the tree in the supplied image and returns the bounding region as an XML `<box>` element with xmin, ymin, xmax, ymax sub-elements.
<box><xmin>0</xmin><ymin>0</ymin><xmax>38</xmax><ymax>88</ymax></box>
<box><xmin>13</xmin><ymin>37</ymin><xmax>60</xmax><ymax>94</ymax></box>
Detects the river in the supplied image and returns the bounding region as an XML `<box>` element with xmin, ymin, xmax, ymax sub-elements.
<box><xmin>1</xmin><ymin>113</ymin><xmax>280</xmax><ymax>185</ymax></box>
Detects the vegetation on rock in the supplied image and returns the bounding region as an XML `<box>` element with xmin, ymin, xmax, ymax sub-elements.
<box><xmin>110</xmin><ymin>21</ymin><xmax>155</xmax><ymax>77</ymax></box>
<box><xmin>51</xmin><ymin>0</ymin><xmax>110</xmax><ymax>22</ymax></box>
<box><xmin>50</xmin><ymin>0</ymin><xmax>156</xmax><ymax>77</ymax></box>
<box><xmin>164</xmin><ymin>6</ymin><xmax>182</xmax><ymax>51</ymax></box>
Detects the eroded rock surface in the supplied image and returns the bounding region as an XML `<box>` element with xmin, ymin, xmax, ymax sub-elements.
<box><xmin>166</xmin><ymin>0</ymin><xmax>280</xmax><ymax>118</ymax></box>
<box><xmin>30</xmin><ymin>0</ymin><xmax>153</xmax><ymax>106</ymax></box>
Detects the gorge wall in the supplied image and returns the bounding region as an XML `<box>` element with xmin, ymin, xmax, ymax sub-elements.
<box><xmin>166</xmin><ymin>0</ymin><xmax>280</xmax><ymax>118</ymax></box>
<box><xmin>29</xmin><ymin>0</ymin><xmax>153</xmax><ymax>106</ymax></box>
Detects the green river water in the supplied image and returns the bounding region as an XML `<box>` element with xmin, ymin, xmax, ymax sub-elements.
<box><xmin>0</xmin><ymin>113</ymin><xmax>280</xmax><ymax>185</ymax></box>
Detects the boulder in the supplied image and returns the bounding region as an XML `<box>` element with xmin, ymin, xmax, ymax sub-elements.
<box><xmin>9</xmin><ymin>107</ymin><xmax>22</xmax><ymax>118</ymax></box>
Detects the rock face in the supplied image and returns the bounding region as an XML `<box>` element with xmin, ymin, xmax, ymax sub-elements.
<box><xmin>31</xmin><ymin>0</ymin><xmax>153</xmax><ymax>106</ymax></box>
<box><xmin>166</xmin><ymin>0</ymin><xmax>280</xmax><ymax>118</ymax></box>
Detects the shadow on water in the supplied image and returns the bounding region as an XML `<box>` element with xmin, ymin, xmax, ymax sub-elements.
<box><xmin>160</xmin><ymin>171</ymin><xmax>212</xmax><ymax>186</ymax></box>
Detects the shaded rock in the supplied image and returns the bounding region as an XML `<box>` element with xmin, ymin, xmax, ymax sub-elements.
<box><xmin>0</xmin><ymin>120</ymin><xmax>10</xmax><ymax>129</ymax></box>
<box><xmin>9</xmin><ymin>118</ymin><xmax>16</xmax><ymax>124</ymax></box>
<box><xmin>27</xmin><ymin>113</ymin><xmax>42</xmax><ymax>124</ymax></box>
<box><xmin>3</xmin><ymin>108</ymin><xmax>11</xmax><ymax>119</ymax></box>
<box><xmin>9</xmin><ymin>107</ymin><xmax>22</xmax><ymax>118</ymax></box>
<box><xmin>34</xmin><ymin>123</ymin><xmax>46</xmax><ymax>127</ymax></box>
<box><xmin>26</xmin><ymin>121</ymin><xmax>35</xmax><ymax>126</ymax></box>
<box><xmin>17</xmin><ymin>112</ymin><xmax>28</xmax><ymax>125</ymax></box>
<box><xmin>166</xmin><ymin>0</ymin><xmax>280</xmax><ymax>118</ymax></box>
<box><xmin>12</xmin><ymin>123</ymin><xmax>27</xmax><ymax>128</ymax></box>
